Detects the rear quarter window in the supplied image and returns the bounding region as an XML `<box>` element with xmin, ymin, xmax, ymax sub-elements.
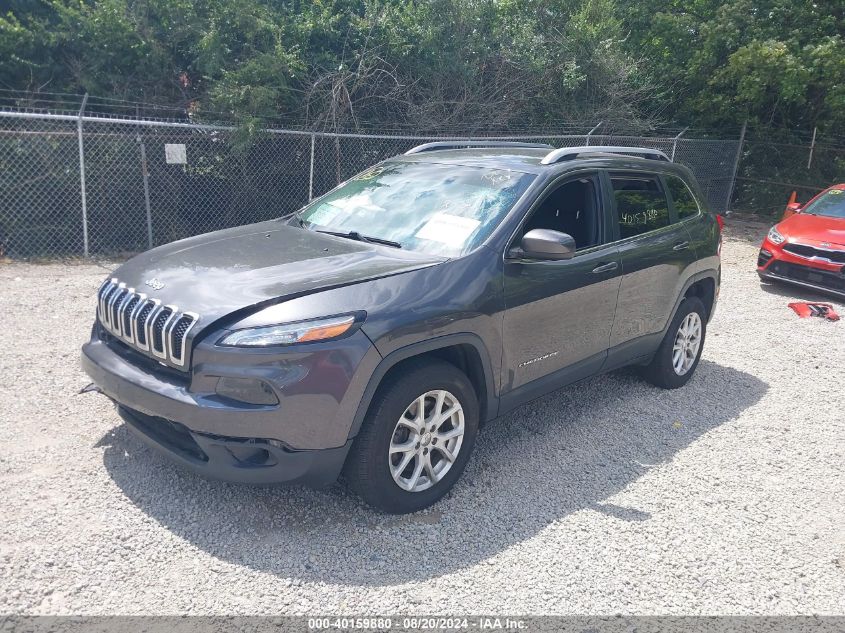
<box><xmin>666</xmin><ymin>176</ymin><xmax>701</xmax><ymax>221</ymax></box>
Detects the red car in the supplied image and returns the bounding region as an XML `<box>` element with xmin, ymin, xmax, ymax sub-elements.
<box><xmin>758</xmin><ymin>184</ymin><xmax>845</xmax><ymax>299</ymax></box>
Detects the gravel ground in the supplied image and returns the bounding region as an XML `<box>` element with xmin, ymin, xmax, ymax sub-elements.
<box><xmin>1</xmin><ymin>217</ymin><xmax>843</xmax><ymax>615</ymax></box>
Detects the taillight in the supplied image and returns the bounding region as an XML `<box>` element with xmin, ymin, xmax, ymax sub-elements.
<box><xmin>716</xmin><ymin>214</ymin><xmax>724</xmax><ymax>255</ymax></box>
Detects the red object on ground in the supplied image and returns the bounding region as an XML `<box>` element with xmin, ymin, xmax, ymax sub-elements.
<box><xmin>788</xmin><ymin>302</ymin><xmax>840</xmax><ymax>321</ymax></box>
<box><xmin>757</xmin><ymin>183</ymin><xmax>845</xmax><ymax>300</ymax></box>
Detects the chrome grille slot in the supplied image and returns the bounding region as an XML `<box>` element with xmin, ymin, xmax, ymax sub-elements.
<box><xmin>99</xmin><ymin>279</ymin><xmax>119</xmax><ymax>329</ymax></box>
<box><xmin>120</xmin><ymin>293</ymin><xmax>140</xmax><ymax>342</ymax></box>
<box><xmin>168</xmin><ymin>314</ymin><xmax>198</xmax><ymax>362</ymax></box>
<box><xmin>133</xmin><ymin>299</ymin><xmax>156</xmax><ymax>349</ymax></box>
<box><xmin>150</xmin><ymin>306</ymin><xmax>174</xmax><ymax>359</ymax></box>
<box><xmin>95</xmin><ymin>278</ymin><xmax>199</xmax><ymax>368</ymax></box>
<box><xmin>108</xmin><ymin>284</ymin><xmax>128</xmax><ymax>333</ymax></box>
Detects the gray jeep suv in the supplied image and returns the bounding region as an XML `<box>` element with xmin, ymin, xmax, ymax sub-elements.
<box><xmin>82</xmin><ymin>142</ymin><xmax>721</xmax><ymax>514</ymax></box>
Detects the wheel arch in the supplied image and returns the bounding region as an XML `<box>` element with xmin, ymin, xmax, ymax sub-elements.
<box><xmin>682</xmin><ymin>272</ymin><xmax>718</xmax><ymax>322</ymax></box>
<box><xmin>348</xmin><ymin>334</ymin><xmax>498</xmax><ymax>440</ymax></box>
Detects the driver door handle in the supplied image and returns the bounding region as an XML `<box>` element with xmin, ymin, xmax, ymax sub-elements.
<box><xmin>673</xmin><ymin>241</ymin><xmax>690</xmax><ymax>251</ymax></box>
<box><xmin>591</xmin><ymin>261</ymin><xmax>618</xmax><ymax>274</ymax></box>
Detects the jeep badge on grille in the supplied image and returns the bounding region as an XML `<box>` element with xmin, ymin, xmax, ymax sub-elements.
<box><xmin>145</xmin><ymin>278</ymin><xmax>165</xmax><ymax>290</ymax></box>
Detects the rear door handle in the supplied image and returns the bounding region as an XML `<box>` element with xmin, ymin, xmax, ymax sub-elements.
<box><xmin>591</xmin><ymin>261</ymin><xmax>618</xmax><ymax>274</ymax></box>
<box><xmin>673</xmin><ymin>241</ymin><xmax>690</xmax><ymax>251</ymax></box>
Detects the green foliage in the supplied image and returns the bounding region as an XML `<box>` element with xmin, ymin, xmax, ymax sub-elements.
<box><xmin>623</xmin><ymin>0</ymin><xmax>845</xmax><ymax>130</ymax></box>
<box><xmin>0</xmin><ymin>0</ymin><xmax>652</xmax><ymax>130</ymax></box>
<box><xmin>1</xmin><ymin>0</ymin><xmax>844</xmax><ymax>136</ymax></box>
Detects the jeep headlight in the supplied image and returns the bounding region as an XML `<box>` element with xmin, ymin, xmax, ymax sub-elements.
<box><xmin>767</xmin><ymin>225</ymin><xmax>786</xmax><ymax>245</ymax></box>
<box><xmin>218</xmin><ymin>314</ymin><xmax>357</xmax><ymax>347</ymax></box>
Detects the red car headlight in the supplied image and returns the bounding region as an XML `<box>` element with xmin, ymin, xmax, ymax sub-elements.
<box><xmin>767</xmin><ymin>225</ymin><xmax>786</xmax><ymax>245</ymax></box>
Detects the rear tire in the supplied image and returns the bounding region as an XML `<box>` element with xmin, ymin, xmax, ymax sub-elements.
<box><xmin>344</xmin><ymin>359</ymin><xmax>479</xmax><ymax>514</ymax></box>
<box><xmin>640</xmin><ymin>296</ymin><xmax>707</xmax><ymax>389</ymax></box>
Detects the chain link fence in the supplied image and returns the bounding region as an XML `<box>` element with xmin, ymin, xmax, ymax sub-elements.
<box><xmin>732</xmin><ymin>127</ymin><xmax>845</xmax><ymax>217</ymax></box>
<box><xmin>0</xmin><ymin>110</ymin><xmax>741</xmax><ymax>259</ymax></box>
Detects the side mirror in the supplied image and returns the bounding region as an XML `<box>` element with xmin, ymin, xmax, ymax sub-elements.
<box><xmin>509</xmin><ymin>228</ymin><xmax>576</xmax><ymax>261</ymax></box>
<box><xmin>783</xmin><ymin>202</ymin><xmax>802</xmax><ymax>220</ymax></box>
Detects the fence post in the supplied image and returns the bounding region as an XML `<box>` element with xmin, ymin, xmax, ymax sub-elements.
<box><xmin>807</xmin><ymin>126</ymin><xmax>817</xmax><ymax>170</ymax></box>
<box><xmin>725</xmin><ymin>120</ymin><xmax>747</xmax><ymax>215</ymax></box>
<box><xmin>585</xmin><ymin>121</ymin><xmax>603</xmax><ymax>147</ymax></box>
<box><xmin>137</xmin><ymin>133</ymin><xmax>154</xmax><ymax>249</ymax></box>
<box><xmin>334</xmin><ymin>134</ymin><xmax>342</xmax><ymax>185</ymax></box>
<box><xmin>77</xmin><ymin>93</ymin><xmax>90</xmax><ymax>257</ymax></box>
<box><xmin>670</xmin><ymin>126</ymin><xmax>689</xmax><ymax>162</ymax></box>
<box><xmin>309</xmin><ymin>133</ymin><xmax>316</xmax><ymax>201</ymax></box>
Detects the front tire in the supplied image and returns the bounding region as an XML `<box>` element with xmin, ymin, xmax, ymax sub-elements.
<box><xmin>640</xmin><ymin>296</ymin><xmax>707</xmax><ymax>389</ymax></box>
<box><xmin>345</xmin><ymin>359</ymin><xmax>479</xmax><ymax>514</ymax></box>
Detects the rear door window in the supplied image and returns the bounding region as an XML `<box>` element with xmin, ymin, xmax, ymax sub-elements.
<box><xmin>666</xmin><ymin>176</ymin><xmax>701</xmax><ymax>221</ymax></box>
<box><xmin>610</xmin><ymin>175</ymin><xmax>671</xmax><ymax>239</ymax></box>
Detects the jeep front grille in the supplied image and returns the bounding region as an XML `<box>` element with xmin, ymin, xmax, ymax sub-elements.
<box><xmin>97</xmin><ymin>278</ymin><xmax>198</xmax><ymax>368</ymax></box>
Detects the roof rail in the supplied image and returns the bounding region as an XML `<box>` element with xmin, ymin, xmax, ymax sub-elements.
<box><xmin>405</xmin><ymin>141</ymin><xmax>553</xmax><ymax>155</ymax></box>
<box><xmin>540</xmin><ymin>145</ymin><xmax>670</xmax><ymax>165</ymax></box>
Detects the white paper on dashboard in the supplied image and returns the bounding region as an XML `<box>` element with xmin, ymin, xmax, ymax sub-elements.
<box><xmin>308</xmin><ymin>195</ymin><xmax>384</xmax><ymax>226</ymax></box>
<box><xmin>307</xmin><ymin>203</ymin><xmax>344</xmax><ymax>226</ymax></box>
<box><xmin>415</xmin><ymin>213</ymin><xmax>481</xmax><ymax>247</ymax></box>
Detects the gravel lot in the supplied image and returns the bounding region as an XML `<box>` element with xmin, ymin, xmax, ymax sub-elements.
<box><xmin>1</xmin><ymin>217</ymin><xmax>843</xmax><ymax>615</ymax></box>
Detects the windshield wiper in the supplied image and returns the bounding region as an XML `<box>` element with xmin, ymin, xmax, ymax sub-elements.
<box><xmin>316</xmin><ymin>229</ymin><xmax>402</xmax><ymax>249</ymax></box>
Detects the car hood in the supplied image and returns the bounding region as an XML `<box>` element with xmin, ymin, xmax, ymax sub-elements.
<box><xmin>780</xmin><ymin>213</ymin><xmax>845</xmax><ymax>247</ymax></box>
<box><xmin>110</xmin><ymin>220</ymin><xmax>444</xmax><ymax>330</ymax></box>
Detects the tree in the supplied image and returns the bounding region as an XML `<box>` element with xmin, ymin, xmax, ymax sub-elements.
<box><xmin>622</xmin><ymin>0</ymin><xmax>845</xmax><ymax>130</ymax></box>
<box><xmin>0</xmin><ymin>0</ymin><xmax>659</xmax><ymax>131</ymax></box>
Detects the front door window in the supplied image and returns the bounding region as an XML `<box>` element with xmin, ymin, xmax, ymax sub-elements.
<box><xmin>522</xmin><ymin>177</ymin><xmax>601</xmax><ymax>250</ymax></box>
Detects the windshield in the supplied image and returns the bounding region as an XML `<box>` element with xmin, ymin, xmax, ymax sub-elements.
<box><xmin>802</xmin><ymin>188</ymin><xmax>845</xmax><ymax>219</ymax></box>
<box><xmin>294</xmin><ymin>162</ymin><xmax>535</xmax><ymax>256</ymax></box>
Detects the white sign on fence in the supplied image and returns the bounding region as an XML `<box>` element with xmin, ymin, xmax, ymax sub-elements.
<box><xmin>164</xmin><ymin>143</ymin><xmax>187</xmax><ymax>164</ymax></box>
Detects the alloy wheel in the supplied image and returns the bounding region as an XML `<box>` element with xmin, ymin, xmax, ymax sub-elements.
<box><xmin>672</xmin><ymin>312</ymin><xmax>702</xmax><ymax>376</ymax></box>
<box><xmin>388</xmin><ymin>390</ymin><xmax>465</xmax><ymax>492</ymax></box>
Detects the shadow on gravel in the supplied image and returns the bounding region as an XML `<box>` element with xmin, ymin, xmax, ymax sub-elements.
<box><xmin>759</xmin><ymin>278</ymin><xmax>845</xmax><ymax>306</ymax></box>
<box><xmin>100</xmin><ymin>359</ymin><xmax>767</xmax><ymax>586</ymax></box>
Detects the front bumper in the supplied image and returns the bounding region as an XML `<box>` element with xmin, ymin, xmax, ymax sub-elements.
<box><xmin>758</xmin><ymin>238</ymin><xmax>845</xmax><ymax>300</ymax></box>
<box><xmin>82</xmin><ymin>327</ymin><xmax>381</xmax><ymax>486</ymax></box>
<box><xmin>118</xmin><ymin>405</ymin><xmax>351</xmax><ymax>486</ymax></box>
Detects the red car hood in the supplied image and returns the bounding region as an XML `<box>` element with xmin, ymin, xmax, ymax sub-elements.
<box><xmin>780</xmin><ymin>213</ymin><xmax>845</xmax><ymax>248</ymax></box>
